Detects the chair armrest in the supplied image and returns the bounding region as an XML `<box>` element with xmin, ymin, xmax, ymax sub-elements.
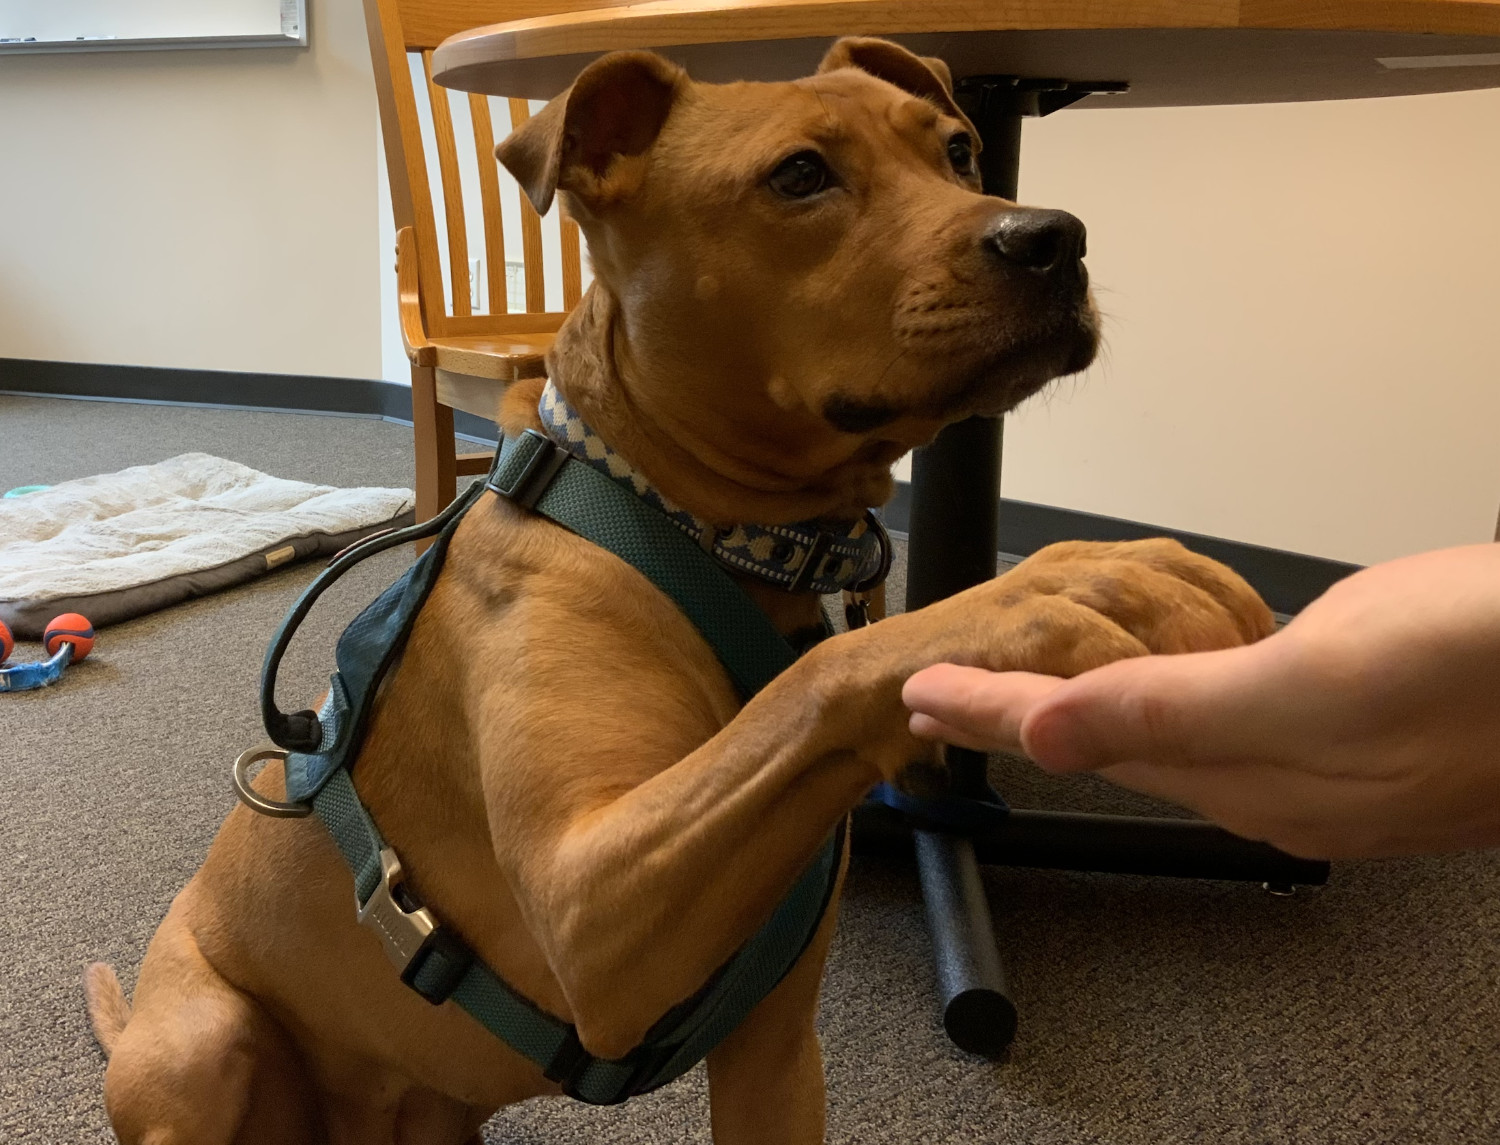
<box><xmin>396</xmin><ymin>226</ymin><xmax>437</xmax><ymax>367</ymax></box>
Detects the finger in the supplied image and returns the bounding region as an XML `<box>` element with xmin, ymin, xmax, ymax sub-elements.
<box><xmin>1018</xmin><ymin>640</ymin><xmax>1281</xmax><ymax>774</ymax></box>
<box><xmin>907</xmin><ymin>712</ymin><xmax>1011</xmax><ymax>752</ymax></box>
<box><xmin>903</xmin><ymin>665</ymin><xmax>1067</xmax><ymax>753</ymax></box>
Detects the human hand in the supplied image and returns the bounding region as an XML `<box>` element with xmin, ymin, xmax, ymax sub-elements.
<box><xmin>903</xmin><ymin>544</ymin><xmax>1500</xmax><ymax>860</ymax></box>
<box><xmin>840</xmin><ymin>536</ymin><xmax>1269</xmax><ymax>781</ymax></box>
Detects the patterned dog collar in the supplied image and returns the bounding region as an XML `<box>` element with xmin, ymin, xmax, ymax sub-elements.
<box><xmin>539</xmin><ymin>383</ymin><xmax>891</xmax><ymax>595</ymax></box>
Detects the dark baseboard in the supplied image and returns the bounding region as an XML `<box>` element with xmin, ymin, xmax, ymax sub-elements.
<box><xmin>3</xmin><ymin>356</ymin><xmax>1358</xmax><ymax>615</ymax></box>
<box><xmin>0</xmin><ymin>356</ymin><xmax>502</xmax><ymax>442</ymax></box>
<box><xmin>883</xmin><ymin>483</ymin><xmax>1358</xmax><ymax>617</ymax></box>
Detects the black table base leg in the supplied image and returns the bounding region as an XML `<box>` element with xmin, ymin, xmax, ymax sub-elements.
<box><xmin>899</xmin><ymin>78</ymin><xmax>1024</xmax><ymax>1057</ymax></box>
<box><xmin>882</xmin><ymin>72</ymin><xmax>1331</xmax><ymax>1059</ymax></box>
<box><xmin>853</xmin><ymin>801</ymin><xmax>1329</xmax><ymax>887</ymax></box>
<box><xmin>915</xmin><ymin>829</ymin><xmax>1018</xmax><ymax>1057</ymax></box>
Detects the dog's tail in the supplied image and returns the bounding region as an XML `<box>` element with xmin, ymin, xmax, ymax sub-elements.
<box><xmin>83</xmin><ymin>962</ymin><xmax>132</xmax><ymax>1057</ymax></box>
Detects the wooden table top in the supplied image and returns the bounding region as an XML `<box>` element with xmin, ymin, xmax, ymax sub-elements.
<box><xmin>432</xmin><ymin>0</ymin><xmax>1500</xmax><ymax>107</ymax></box>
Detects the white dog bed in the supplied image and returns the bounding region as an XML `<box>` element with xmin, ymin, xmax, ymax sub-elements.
<box><xmin>0</xmin><ymin>453</ymin><xmax>414</xmax><ymax>638</ymax></box>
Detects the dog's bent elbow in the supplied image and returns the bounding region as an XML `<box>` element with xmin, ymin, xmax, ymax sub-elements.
<box><xmin>565</xmin><ymin>981</ymin><xmax>663</xmax><ymax>1061</ymax></box>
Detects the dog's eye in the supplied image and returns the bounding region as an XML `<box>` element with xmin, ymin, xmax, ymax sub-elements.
<box><xmin>768</xmin><ymin>151</ymin><xmax>831</xmax><ymax>199</ymax></box>
<box><xmin>947</xmin><ymin>133</ymin><xmax>975</xmax><ymax>176</ymax></box>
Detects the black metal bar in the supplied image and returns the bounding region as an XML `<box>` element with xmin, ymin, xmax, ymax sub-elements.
<box><xmin>954</xmin><ymin>77</ymin><xmax>1028</xmax><ymax>200</ymax></box>
<box><xmin>905</xmin><ymin>415</ymin><xmax>1003</xmax><ymax>610</ymax></box>
<box><xmin>886</xmin><ymin>72</ymin><xmax>1330</xmax><ymax>1059</ymax></box>
<box><xmin>901</xmin><ymin>82</ymin><xmax>1027</xmax><ymax>1053</ymax></box>
<box><xmin>976</xmin><ymin>809</ymin><xmax>1330</xmax><ymax>885</ymax></box>
<box><xmin>904</xmin><ymin>417</ymin><xmax>1003</xmax><ymax>800</ymax></box>
<box><xmin>914</xmin><ymin>830</ymin><xmax>1018</xmax><ymax>1058</ymax></box>
<box><xmin>853</xmin><ymin>802</ymin><xmax>1330</xmax><ymax>886</ymax></box>
<box><xmin>904</xmin><ymin>78</ymin><xmax>1036</xmax><ymax>800</ymax></box>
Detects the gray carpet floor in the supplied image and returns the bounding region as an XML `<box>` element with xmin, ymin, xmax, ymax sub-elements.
<box><xmin>2</xmin><ymin>392</ymin><xmax>1498</xmax><ymax>1144</ymax></box>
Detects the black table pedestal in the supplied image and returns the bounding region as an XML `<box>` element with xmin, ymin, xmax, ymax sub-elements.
<box><xmin>860</xmin><ymin>76</ymin><xmax>1330</xmax><ymax>1059</ymax></box>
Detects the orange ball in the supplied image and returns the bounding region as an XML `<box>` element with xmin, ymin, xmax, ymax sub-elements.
<box><xmin>0</xmin><ymin>619</ymin><xmax>12</xmax><ymax>664</ymax></box>
<box><xmin>44</xmin><ymin>613</ymin><xmax>95</xmax><ymax>661</ymax></box>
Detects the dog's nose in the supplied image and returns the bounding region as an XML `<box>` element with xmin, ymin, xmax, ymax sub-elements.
<box><xmin>986</xmin><ymin>209</ymin><xmax>1087</xmax><ymax>273</ymax></box>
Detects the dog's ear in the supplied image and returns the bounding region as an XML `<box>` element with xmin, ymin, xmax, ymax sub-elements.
<box><xmin>817</xmin><ymin>37</ymin><xmax>976</xmax><ymax>139</ymax></box>
<box><xmin>497</xmin><ymin>51</ymin><xmax>684</xmax><ymax>215</ymax></box>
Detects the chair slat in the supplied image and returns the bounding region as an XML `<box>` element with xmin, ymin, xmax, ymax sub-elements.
<box><xmin>456</xmin><ymin>451</ymin><xmax>496</xmax><ymax>476</ymax></box>
<box><xmin>442</xmin><ymin>312</ymin><xmax>566</xmax><ymax>336</ymax></box>
<box><xmin>508</xmin><ymin>97</ymin><xmax>547</xmax><ymax>313</ymax></box>
<box><xmin>423</xmin><ymin>50</ymin><xmax>472</xmax><ymax>317</ymax></box>
<box><xmin>371</xmin><ymin>0</ymin><xmax>594</xmax><ymax>522</ymax></box>
<box><xmin>468</xmin><ymin>94</ymin><xmax>509</xmax><ymax>315</ymax></box>
<box><xmin>561</xmin><ymin>212</ymin><xmax>583</xmax><ymax>309</ymax></box>
<box><xmin>369</xmin><ymin>0</ymin><xmax>447</xmax><ymax>335</ymax></box>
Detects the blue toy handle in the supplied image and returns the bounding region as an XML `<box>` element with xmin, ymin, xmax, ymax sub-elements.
<box><xmin>0</xmin><ymin>643</ymin><xmax>73</xmax><ymax>692</ymax></box>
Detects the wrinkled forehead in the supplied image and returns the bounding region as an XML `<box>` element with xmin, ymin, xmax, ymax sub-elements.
<box><xmin>654</xmin><ymin>69</ymin><xmax>962</xmax><ymax>179</ymax></box>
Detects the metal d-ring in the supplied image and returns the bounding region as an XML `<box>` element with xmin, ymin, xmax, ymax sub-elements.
<box><xmin>850</xmin><ymin>509</ymin><xmax>894</xmax><ymax>594</ymax></box>
<box><xmin>233</xmin><ymin>745</ymin><xmax>313</xmax><ymax>818</ymax></box>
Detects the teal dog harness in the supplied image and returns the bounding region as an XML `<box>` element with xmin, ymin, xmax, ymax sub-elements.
<box><xmin>244</xmin><ymin>410</ymin><xmax>886</xmax><ymax>1105</ymax></box>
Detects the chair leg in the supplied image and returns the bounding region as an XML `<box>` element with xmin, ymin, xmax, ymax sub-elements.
<box><xmin>411</xmin><ymin>364</ymin><xmax>457</xmax><ymax>545</ymax></box>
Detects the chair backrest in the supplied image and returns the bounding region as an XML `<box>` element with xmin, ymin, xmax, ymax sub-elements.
<box><xmin>363</xmin><ymin>0</ymin><xmax>616</xmax><ymax>340</ymax></box>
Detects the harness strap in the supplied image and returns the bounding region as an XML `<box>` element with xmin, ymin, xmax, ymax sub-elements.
<box><xmin>270</xmin><ymin>431</ymin><xmax>846</xmax><ymax>1106</ymax></box>
<box><xmin>489</xmin><ymin>429</ymin><xmax>797</xmax><ymax>701</ymax></box>
<box><xmin>314</xmin><ymin>758</ymin><xmax>842</xmax><ymax>1104</ymax></box>
<box><xmin>277</xmin><ymin>481</ymin><xmax>485</xmax><ymax>803</ymax></box>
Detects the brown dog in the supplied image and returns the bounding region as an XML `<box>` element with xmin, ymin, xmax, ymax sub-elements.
<box><xmin>85</xmin><ymin>38</ymin><xmax>1273</xmax><ymax>1144</ymax></box>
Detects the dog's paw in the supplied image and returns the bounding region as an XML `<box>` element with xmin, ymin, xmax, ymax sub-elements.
<box><xmin>963</xmin><ymin>537</ymin><xmax>1273</xmax><ymax>676</ymax></box>
<box><xmin>1008</xmin><ymin>537</ymin><xmax>1274</xmax><ymax>648</ymax></box>
<box><xmin>827</xmin><ymin>539</ymin><xmax>1272</xmax><ymax>781</ymax></box>
<box><xmin>890</xmin><ymin>536</ymin><xmax>1273</xmax><ymax>686</ymax></box>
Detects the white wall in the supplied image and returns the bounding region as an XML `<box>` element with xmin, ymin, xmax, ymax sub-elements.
<box><xmin>401</xmin><ymin>81</ymin><xmax>1496</xmax><ymax>567</ymax></box>
<box><xmin>998</xmin><ymin>88</ymin><xmax>1500</xmax><ymax>567</ymax></box>
<box><xmin>1</xmin><ymin>14</ymin><xmax>1494</xmax><ymax>566</ymax></box>
<box><xmin>0</xmin><ymin>0</ymin><xmax>380</xmax><ymax>380</ymax></box>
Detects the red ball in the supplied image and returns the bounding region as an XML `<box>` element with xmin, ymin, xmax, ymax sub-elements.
<box><xmin>44</xmin><ymin>613</ymin><xmax>95</xmax><ymax>661</ymax></box>
<box><xmin>0</xmin><ymin>619</ymin><xmax>12</xmax><ymax>665</ymax></box>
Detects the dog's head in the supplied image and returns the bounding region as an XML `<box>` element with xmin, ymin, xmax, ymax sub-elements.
<box><xmin>500</xmin><ymin>38</ymin><xmax>1098</xmax><ymax>518</ymax></box>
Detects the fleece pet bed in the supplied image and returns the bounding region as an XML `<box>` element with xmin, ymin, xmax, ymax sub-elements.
<box><xmin>0</xmin><ymin>453</ymin><xmax>414</xmax><ymax>639</ymax></box>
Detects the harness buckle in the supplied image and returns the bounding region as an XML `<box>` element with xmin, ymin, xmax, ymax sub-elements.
<box><xmin>491</xmin><ymin>430</ymin><xmax>570</xmax><ymax>511</ymax></box>
<box><xmin>358</xmin><ymin>847</ymin><xmax>472</xmax><ymax>1005</ymax></box>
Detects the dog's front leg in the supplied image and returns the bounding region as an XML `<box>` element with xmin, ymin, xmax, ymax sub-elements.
<box><xmin>479</xmin><ymin>537</ymin><xmax>1272</xmax><ymax>1069</ymax></box>
<box><xmin>480</xmin><ymin>607</ymin><xmax>930</xmax><ymax>1064</ymax></box>
<box><xmin>705</xmin><ymin>848</ymin><xmax>845</xmax><ymax>1145</ymax></box>
<box><xmin>483</xmin><ymin>584</ymin><xmax>1139</xmax><ymax>1060</ymax></box>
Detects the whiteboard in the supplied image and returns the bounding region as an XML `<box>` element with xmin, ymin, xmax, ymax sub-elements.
<box><xmin>0</xmin><ymin>0</ymin><xmax>306</xmax><ymax>53</ymax></box>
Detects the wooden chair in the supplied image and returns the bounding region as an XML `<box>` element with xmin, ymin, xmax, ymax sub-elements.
<box><xmin>363</xmin><ymin>0</ymin><xmax>598</xmax><ymax>523</ymax></box>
